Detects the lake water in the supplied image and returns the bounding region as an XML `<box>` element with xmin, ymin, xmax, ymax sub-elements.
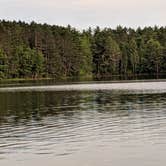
<box><xmin>0</xmin><ymin>80</ymin><xmax>166</xmax><ymax>166</ymax></box>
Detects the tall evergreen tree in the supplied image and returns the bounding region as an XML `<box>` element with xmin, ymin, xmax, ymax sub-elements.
<box><xmin>0</xmin><ymin>49</ymin><xmax>8</xmax><ymax>79</ymax></box>
<box><xmin>80</xmin><ymin>34</ymin><xmax>93</xmax><ymax>76</ymax></box>
<box><xmin>104</xmin><ymin>36</ymin><xmax>121</xmax><ymax>75</ymax></box>
<box><xmin>145</xmin><ymin>39</ymin><xmax>163</xmax><ymax>75</ymax></box>
<box><xmin>128</xmin><ymin>39</ymin><xmax>139</xmax><ymax>74</ymax></box>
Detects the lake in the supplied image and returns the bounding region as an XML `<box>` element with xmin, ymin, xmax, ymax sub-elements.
<box><xmin>0</xmin><ymin>80</ymin><xmax>166</xmax><ymax>166</ymax></box>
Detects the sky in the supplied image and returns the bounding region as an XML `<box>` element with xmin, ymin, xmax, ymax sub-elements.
<box><xmin>0</xmin><ymin>0</ymin><xmax>165</xmax><ymax>29</ymax></box>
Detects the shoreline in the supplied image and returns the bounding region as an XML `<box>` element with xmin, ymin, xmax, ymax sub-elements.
<box><xmin>0</xmin><ymin>73</ymin><xmax>166</xmax><ymax>83</ymax></box>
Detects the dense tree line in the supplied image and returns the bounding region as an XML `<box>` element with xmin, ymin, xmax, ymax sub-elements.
<box><xmin>0</xmin><ymin>20</ymin><xmax>165</xmax><ymax>79</ymax></box>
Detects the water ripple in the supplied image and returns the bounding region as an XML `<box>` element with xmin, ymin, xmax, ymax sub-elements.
<box><xmin>0</xmin><ymin>85</ymin><xmax>166</xmax><ymax>165</ymax></box>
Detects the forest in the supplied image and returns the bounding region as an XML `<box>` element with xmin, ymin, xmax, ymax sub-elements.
<box><xmin>0</xmin><ymin>20</ymin><xmax>166</xmax><ymax>79</ymax></box>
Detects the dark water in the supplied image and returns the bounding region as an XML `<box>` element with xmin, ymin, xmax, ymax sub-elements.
<box><xmin>0</xmin><ymin>81</ymin><xmax>166</xmax><ymax>166</ymax></box>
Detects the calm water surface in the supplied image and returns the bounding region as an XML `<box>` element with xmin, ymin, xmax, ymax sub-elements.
<box><xmin>0</xmin><ymin>81</ymin><xmax>166</xmax><ymax>166</ymax></box>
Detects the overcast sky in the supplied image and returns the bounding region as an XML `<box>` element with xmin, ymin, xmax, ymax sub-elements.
<box><xmin>0</xmin><ymin>0</ymin><xmax>165</xmax><ymax>29</ymax></box>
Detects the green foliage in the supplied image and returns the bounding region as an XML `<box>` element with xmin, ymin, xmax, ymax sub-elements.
<box><xmin>104</xmin><ymin>36</ymin><xmax>121</xmax><ymax>75</ymax></box>
<box><xmin>120</xmin><ymin>42</ymin><xmax>128</xmax><ymax>74</ymax></box>
<box><xmin>144</xmin><ymin>39</ymin><xmax>163</xmax><ymax>74</ymax></box>
<box><xmin>80</xmin><ymin>34</ymin><xmax>93</xmax><ymax>76</ymax></box>
<box><xmin>16</xmin><ymin>45</ymin><xmax>33</xmax><ymax>77</ymax></box>
<box><xmin>11</xmin><ymin>45</ymin><xmax>44</xmax><ymax>78</ymax></box>
<box><xmin>0</xmin><ymin>20</ymin><xmax>165</xmax><ymax>79</ymax></box>
<box><xmin>31</xmin><ymin>50</ymin><xmax>44</xmax><ymax>78</ymax></box>
<box><xmin>128</xmin><ymin>39</ymin><xmax>139</xmax><ymax>74</ymax></box>
<box><xmin>0</xmin><ymin>49</ymin><xmax>8</xmax><ymax>79</ymax></box>
<box><xmin>92</xmin><ymin>30</ymin><xmax>121</xmax><ymax>76</ymax></box>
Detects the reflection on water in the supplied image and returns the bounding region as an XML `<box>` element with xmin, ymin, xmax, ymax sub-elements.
<box><xmin>1</xmin><ymin>81</ymin><xmax>166</xmax><ymax>93</ymax></box>
<box><xmin>0</xmin><ymin>82</ymin><xmax>166</xmax><ymax>166</ymax></box>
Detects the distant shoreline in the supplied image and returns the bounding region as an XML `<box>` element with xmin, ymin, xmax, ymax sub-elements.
<box><xmin>1</xmin><ymin>73</ymin><xmax>166</xmax><ymax>83</ymax></box>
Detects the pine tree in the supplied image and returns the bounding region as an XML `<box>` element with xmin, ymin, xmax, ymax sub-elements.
<box><xmin>80</xmin><ymin>34</ymin><xmax>93</xmax><ymax>76</ymax></box>
<box><xmin>145</xmin><ymin>39</ymin><xmax>163</xmax><ymax>75</ymax></box>
<box><xmin>0</xmin><ymin>49</ymin><xmax>8</xmax><ymax>79</ymax></box>
<box><xmin>128</xmin><ymin>39</ymin><xmax>139</xmax><ymax>74</ymax></box>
